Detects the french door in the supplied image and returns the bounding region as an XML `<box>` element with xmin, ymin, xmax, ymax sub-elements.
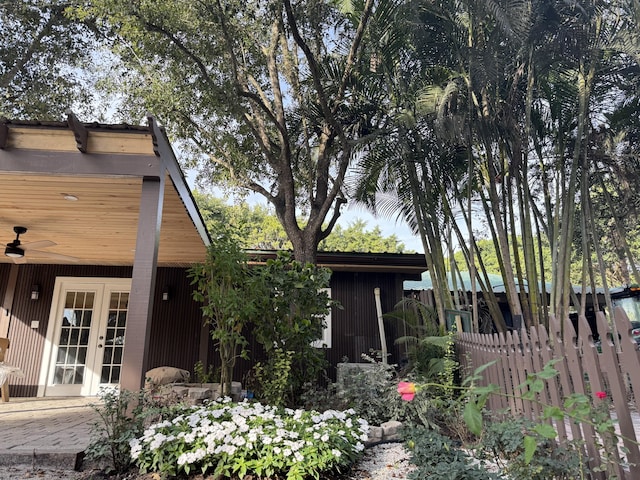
<box><xmin>39</xmin><ymin>278</ymin><xmax>131</xmax><ymax>397</ymax></box>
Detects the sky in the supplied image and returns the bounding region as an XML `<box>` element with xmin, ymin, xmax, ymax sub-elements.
<box><xmin>336</xmin><ymin>204</ymin><xmax>423</xmax><ymax>253</ymax></box>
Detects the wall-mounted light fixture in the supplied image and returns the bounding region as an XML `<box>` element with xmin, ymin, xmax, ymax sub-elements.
<box><xmin>31</xmin><ymin>284</ymin><xmax>40</xmax><ymax>301</ymax></box>
<box><xmin>162</xmin><ymin>286</ymin><xmax>170</xmax><ymax>301</ymax></box>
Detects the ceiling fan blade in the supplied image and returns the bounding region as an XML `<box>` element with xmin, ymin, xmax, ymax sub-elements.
<box><xmin>27</xmin><ymin>250</ymin><xmax>79</xmax><ymax>262</ymax></box>
<box><xmin>12</xmin><ymin>256</ymin><xmax>27</xmax><ymax>264</ymax></box>
<box><xmin>22</xmin><ymin>240</ymin><xmax>56</xmax><ymax>250</ymax></box>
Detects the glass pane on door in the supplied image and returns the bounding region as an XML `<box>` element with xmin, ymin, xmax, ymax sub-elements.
<box><xmin>53</xmin><ymin>291</ymin><xmax>94</xmax><ymax>385</ymax></box>
<box><xmin>101</xmin><ymin>292</ymin><xmax>128</xmax><ymax>384</ymax></box>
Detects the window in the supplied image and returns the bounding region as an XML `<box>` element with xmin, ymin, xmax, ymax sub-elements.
<box><xmin>312</xmin><ymin>288</ymin><xmax>332</xmax><ymax>348</ymax></box>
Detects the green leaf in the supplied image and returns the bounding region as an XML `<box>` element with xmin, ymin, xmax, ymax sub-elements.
<box><xmin>537</xmin><ymin>361</ymin><xmax>560</xmax><ymax>379</ymax></box>
<box><xmin>524</xmin><ymin>435</ymin><xmax>538</xmax><ymax>464</ymax></box>
<box><xmin>474</xmin><ymin>384</ymin><xmax>500</xmax><ymax>396</ymax></box>
<box><xmin>529</xmin><ymin>378</ymin><xmax>544</xmax><ymax>393</ymax></box>
<box><xmin>473</xmin><ymin>360</ymin><xmax>498</xmax><ymax>376</ymax></box>
<box><xmin>533</xmin><ymin>423</ymin><xmax>558</xmax><ymax>439</ymax></box>
<box><xmin>463</xmin><ymin>402</ymin><xmax>483</xmax><ymax>436</ymax></box>
<box><xmin>542</xmin><ymin>405</ymin><xmax>564</xmax><ymax>420</ymax></box>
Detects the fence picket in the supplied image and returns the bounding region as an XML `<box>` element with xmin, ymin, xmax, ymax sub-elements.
<box><xmin>547</xmin><ymin>315</ymin><xmax>591</xmax><ymax>466</ymax></box>
<box><xmin>595</xmin><ymin>311</ymin><xmax>640</xmax><ymax>477</ymax></box>
<box><xmin>536</xmin><ymin>325</ymin><xmax>567</xmax><ymax>440</ymax></box>
<box><xmin>506</xmin><ymin>330</ymin><xmax>526</xmax><ymax>416</ymax></box>
<box><xmin>454</xmin><ymin>313</ymin><xmax>640</xmax><ymax>479</ymax></box>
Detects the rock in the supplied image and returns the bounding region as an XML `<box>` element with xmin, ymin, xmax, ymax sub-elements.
<box><xmin>144</xmin><ymin>366</ymin><xmax>190</xmax><ymax>388</ymax></box>
<box><xmin>188</xmin><ymin>387</ymin><xmax>213</xmax><ymax>400</ymax></box>
<box><xmin>366</xmin><ymin>426</ymin><xmax>384</xmax><ymax>445</ymax></box>
<box><xmin>381</xmin><ymin>420</ymin><xmax>403</xmax><ymax>442</ymax></box>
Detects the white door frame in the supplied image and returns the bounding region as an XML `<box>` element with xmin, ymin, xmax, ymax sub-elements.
<box><xmin>37</xmin><ymin>277</ymin><xmax>131</xmax><ymax>397</ymax></box>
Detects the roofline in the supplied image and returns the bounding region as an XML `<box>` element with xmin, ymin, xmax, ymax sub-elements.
<box><xmin>246</xmin><ymin>250</ymin><xmax>428</xmax><ymax>273</ymax></box>
<box><xmin>147</xmin><ymin>115</ymin><xmax>211</xmax><ymax>247</ymax></box>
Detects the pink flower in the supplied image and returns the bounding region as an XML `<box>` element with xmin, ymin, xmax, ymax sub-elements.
<box><xmin>398</xmin><ymin>382</ymin><xmax>416</xmax><ymax>401</ymax></box>
<box><xmin>596</xmin><ymin>391</ymin><xmax>607</xmax><ymax>400</ymax></box>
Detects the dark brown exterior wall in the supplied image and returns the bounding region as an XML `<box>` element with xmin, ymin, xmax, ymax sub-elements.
<box><xmin>4</xmin><ymin>264</ymin><xmax>420</xmax><ymax>396</ymax></box>
<box><xmin>323</xmin><ymin>271</ymin><xmax>412</xmax><ymax>379</ymax></box>
<box><xmin>4</xmin><ymin>265</ymin><xmax>203</xmax><ymax>397</ymax></box>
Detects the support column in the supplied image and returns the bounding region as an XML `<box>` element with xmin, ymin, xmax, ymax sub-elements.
<box><xmin>120</xmin><ymin>175</ymin><xmax>165</xmax><ymax>391</ymax></box>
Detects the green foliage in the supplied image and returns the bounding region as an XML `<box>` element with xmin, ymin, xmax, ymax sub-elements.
<box><xmin>193</xmin><ymin>360</ymin><xmax>219</xmax><ymax>385</ymax></box>
<box><xmin>250</xmin><ymin>252</ymin><xmax>334</xmax><ymax>405</ymax></box>
<box><xmin>333</xmin><ymin>354</ymin><xmax>405</xmax><ymax>426</ymax></box>
<box><xmin>85</xmin><ymin>388</ymin><xmax>186</xmax><ymax>473</ymax></box>
<box><xmin>194</xmin><ymin>192</ymin><xmax>408</xmax><ymax>253</ymax></box>
<box><xmin>403</xmin><ymin>426</ymin><xmax>501</xmax><ymax>480</ymax></box>
<box><xmin>75</xmin><ymin>0</ymin><xmax>402</xmax><ymax>263</ymax></box>
<box><xmin>478</xmin><ymin>417</ymin><xmax>584</xmax><ymax>480</ymax></box>
<box><xmin>253</xmin><ymin>348</ymin><xmax>294</xmax><ymax>408</ymax></box>
<box><xmin>404</xmin><ymin>358</ymin><xmax>631</xmax><ymax>477</ymax></box>
<box><xmin>409</xmin><ymin>341</ymin><xmax>446</xmax><ymax>378</ymax></box>
<box><xmin>194</xmin><ymin>193</ymin><xmax>293</xmax><ymax>251</ymax></box>
<box><xmin>130</xmin><ymin>399</ymin><xmax>369</xmax><ymax>480</ymax></box>
<box><xmin>300</xmin><ymin>355</ymin><xmax>441</xmax><ymax>429</ymax></box>
<box><xmin>85</xmin><ymin>389</ymin><xmax>145</xmax><ymax>473</ymax></box>
<box><xmin>189</xmin><ymin>230</ymin><xmax>257</xmax><ymax>395</ymax></box>
<box><xmin>1</xmin><ymin>1</ymin><xmax>102</xmax><ymax>119</ymax></box>
<box><xmin>319</xmin><ymin>219</ymin><xmax>407</xmax><ymax>253</ymax></box>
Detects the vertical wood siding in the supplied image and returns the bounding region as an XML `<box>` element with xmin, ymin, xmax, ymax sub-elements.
<box><xmin>5</xmin><ymin>264</ymin><xmax>418</xmax><ymax>396</ymax></box>
<box><xmin>5</xmin><ymin>265</ymin><xmax>203</xmax><ymax>397</ymax></box>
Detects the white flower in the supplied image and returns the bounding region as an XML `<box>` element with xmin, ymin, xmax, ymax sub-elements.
<box><xmin>331</xmin><ymin>449</ymin><xmax>342</xmax><ymax>458</ymax></box>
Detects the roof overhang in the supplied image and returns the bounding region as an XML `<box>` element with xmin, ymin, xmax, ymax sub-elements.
<box><xmin>0</xmin><ymin>114</ymin><xmax>210</xmax><ymax>267</ymax></box>
<box><xmin>248</xmin><ymin>250</ymin><xmax>428</xmax><ymax>274</ymax></box>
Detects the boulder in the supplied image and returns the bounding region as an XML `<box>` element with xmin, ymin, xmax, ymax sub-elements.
<box><xmin>366</xmin><ymin>426</ymin><xmax>384</xmax><ymax>445</ymax></box>
<box><xmin>381</xmin><ymin>420</ymin><xmax>403</xmax><ymax>442</ymax></box>
<box><xmin>145</xmin><ymin>366</ymin><xmax>190</xmax><ymax>388</ymax></box>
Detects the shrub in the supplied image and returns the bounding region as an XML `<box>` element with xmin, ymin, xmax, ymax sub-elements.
<box><xmin>302</xmin><ymin>353</ymin><xmax>442</xmax><ymax>429</ymax></box>
<box><xmin>85</xmin><ymin>389</ymin><xmax>145</xmax><ymax>473</ymax></box>
<box><xmin>478</xmin><ymin>417</ymin><xmax>585</xmax><ymax>480</ymax></box>
<box><xmin>253</xmin><ymin>347</ymin><xmax>293</xmax><ymax>407</ymax></box>
<box><xmin>85</xmin><ymin>388</ymin><xmax>185</xmax><ymax>473</ymax></box>
<box><xmin>404</xmin><ymin>425</ymin><xmax>501</xmax><ymax>480</ymax></box>
<box><xmin>333</xmin><ymin>353</ymin><xmax>404</xmax><ymax>425</ymax></box>
<box><xmin>130</xmin><ymin>398</ymin><xmax>369</xmax><ymax>480</ymax></box>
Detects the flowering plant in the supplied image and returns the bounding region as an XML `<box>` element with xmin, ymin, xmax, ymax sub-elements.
<box><xmin>398</xmin><ymin>381</ymin><xmax>417</xmax><ymax>401</ymax></box>
<box><xmin>130</xmin><ymin>397</ymin><xmax>369</xmax><ymax>479</ymax></box>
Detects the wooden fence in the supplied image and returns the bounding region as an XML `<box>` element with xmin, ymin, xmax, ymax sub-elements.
<box><xmin>456</xmin><ymin>307</ymin><xmax>640</xmax><ymax>479</ymax></box>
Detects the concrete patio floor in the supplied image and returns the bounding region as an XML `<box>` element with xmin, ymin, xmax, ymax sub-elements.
<box><xmin>0</xmin><ymin>397</ymin><xmax>100</xmax><ymax>469</ymax></box>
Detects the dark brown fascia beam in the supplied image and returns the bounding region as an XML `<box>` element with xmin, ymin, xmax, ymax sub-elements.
<box><xmin>147</xmin><ymin>114</ymin><xmax>211</xmax><ymax>247</ymax></box>
<box><xmin>66</xmin><ymin>111</ymin><xmax>89</xmax><ymax>153</ymax></box>
<box><xmin>0</xmin><ymin>149</ymin><xmax>163</xmax><ymax>176</ymax></box>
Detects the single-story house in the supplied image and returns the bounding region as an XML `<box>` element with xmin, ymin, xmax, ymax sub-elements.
<box><xmin>1</xmin><ymin>116</ymin><xmax>427</xmax><ymax>399</ymax></box>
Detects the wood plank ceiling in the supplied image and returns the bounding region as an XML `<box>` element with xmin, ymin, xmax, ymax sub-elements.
<box><xmin>0</xmin><ymin>120</ymin><xmax>209</xmax><ymax>267</ymax></box>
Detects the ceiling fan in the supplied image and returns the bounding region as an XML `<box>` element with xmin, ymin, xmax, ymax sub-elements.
<box><xmin>4</xmin><ymin>226</ymin><xmax>78</xmax><ymax>263</ymax></box>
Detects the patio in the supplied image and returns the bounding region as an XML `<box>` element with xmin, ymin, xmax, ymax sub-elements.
<box><xmin>0</xmin><ymin>397</ymin><xmax>99</xmax><ymax>469</ymax></box>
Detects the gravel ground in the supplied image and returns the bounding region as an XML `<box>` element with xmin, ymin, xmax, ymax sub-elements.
<box><xmin>0</xmin><ymin>442</ymin><xmax>415</xmax><ymax>480</ymax></box>
<box><xmin>347</xmin><ymin>442</ymin><xmax>416</xmax><ymax>479</ymax></box>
